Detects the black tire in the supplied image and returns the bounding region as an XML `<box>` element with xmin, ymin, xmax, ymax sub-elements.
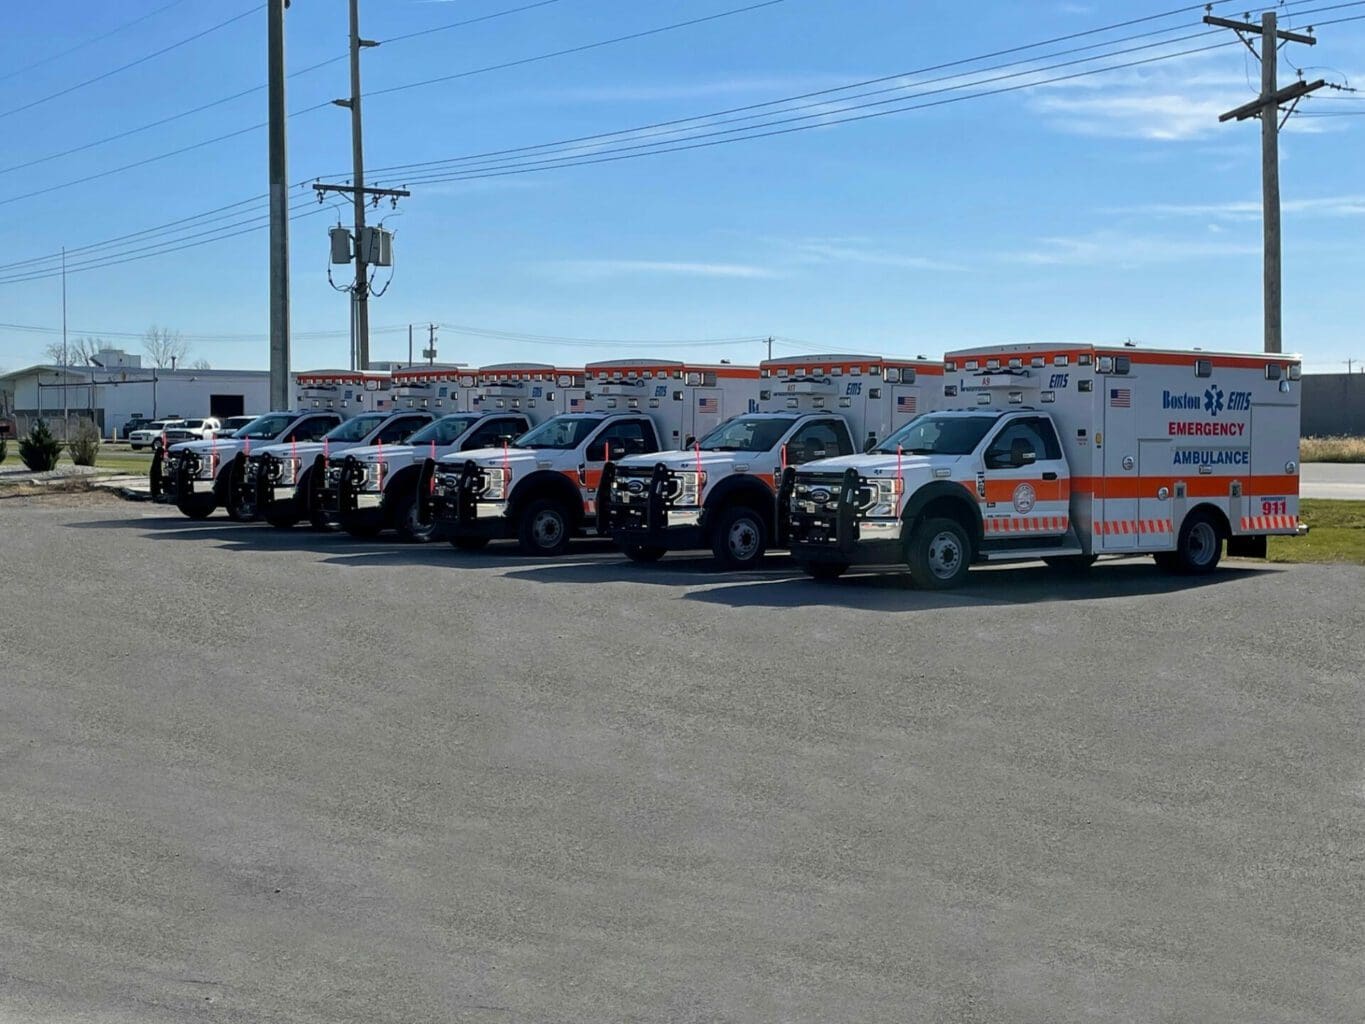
<box><xmin>265</xmin><ymin>506</ymin><xmax>300</xmax><ymax>529</ymax></box>
<box><xmin>905</xmin><ymin>516</ymin><xmax>972</xmax><ymax>590</ymax></box>
<box><xmin>709</xmin><ymin>504</ymin><xmax>767</xmax><ymax>570</ymax></box>
<box><xmin>394</xmin><ymin>488</ymin><xmax>439</xmax><ymax>543</ymax></box>
<box><xmin>175</xmin><ymin>494</ymin><xmax>216</xmax><ymax>520</ymax></box>
<box><xmin>223</xmin><ymin>463</ymin><xmax>255</xmax><ymax>522</ymax></box>
<box><xmin>342</xmin><ymin>514</ymin><xmax>383</xmax><ymax>539</ymax></box>
<box><xmin>518</xmin><ymin>498</ymin><xmax>573</xmax><ymax>557</ymax></box>
<box><xmin>450</xmin><ymin>535</ymin><xmax>490</xmax><ymax>551</ymax></box>
<box><xmin>801</xmin><ymin>561</ymin><xmax>849</xmax><ymax>582</ymax></box>
<box><xmin>309</xmin><ymin>508</ymin><xmax>338</xmax><ymax>531</ymax></box>
<box><xmin>1172</xmin><ymin>510</ymin><xmax>1224</xmax><ymax>575</ymax></box>
<box><xmin>1043</xmin><ymin>554</ymin><xmax>1097</xmax><ymax>573</ymax></box>
<box><xmin>621</xmin><ymin>542</ymin><xmax>666</xmax><ymax>563</ymax></box>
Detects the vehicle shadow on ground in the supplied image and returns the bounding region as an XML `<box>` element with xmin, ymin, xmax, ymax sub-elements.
<box><xmin>680</xmin><ymin>562</ymin><xmax>1270</xmax><ymax>611</ymax></box>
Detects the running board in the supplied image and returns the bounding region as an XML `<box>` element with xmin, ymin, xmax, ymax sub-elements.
<box><xmin>980</xmin><ymin>546</ymin><xmax>1086</xmax><ymax>563</ymax></box>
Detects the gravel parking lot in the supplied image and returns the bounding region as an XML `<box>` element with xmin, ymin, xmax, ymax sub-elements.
<box><xmin>1</xmin><ymin>495</ymin><xmax>1362</xmax><ymax>1024</ymax></box>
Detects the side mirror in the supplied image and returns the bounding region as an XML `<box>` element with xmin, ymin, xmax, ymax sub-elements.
<box><xmin>1011</xmin><ymin>447</ymin><xmax>1037</xmax><ymax>468</ymax></box>
<box><xmin>863</xmin><ymin>436</ymin><xmax>878</xmax><ymax>453</ymax></box>
<box><xmin>683</xmin><ymin>435</ymin><xmax>696</xmax><ymax>449</ymax></box>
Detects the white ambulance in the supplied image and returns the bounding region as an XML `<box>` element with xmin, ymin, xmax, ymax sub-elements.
<box><xmin>785</xmin><ymin>343</ymin><xmax>1302</xmax><ymax>587</ymax></box>
<box><xmin>390</xmin><ymin>364</ymin><xmax>480</xmax><ymax>413</ymax></box>
<box><xmin>602</xmin><ymin>354</ymin><xmax>944</xmax><ymax>568</ymax></box>
<box><xmin>152</xmin><ymin>369</ymin><xmax>387</xmax><ymax>521</ymax></box>
<box><xmin>320</xmin><ymin>364</ymin><xmax>582</xmax><ymax>542</ymax></box>
<box><xmin>428</xmin><ymin>358</ymin><xmax>761</xmax><ymax>556</ymax></box>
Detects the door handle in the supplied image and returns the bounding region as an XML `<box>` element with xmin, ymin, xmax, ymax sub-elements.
<box><xmin>1042</xmin><ymin>471</ymin><xmax>1058</xmax><ymax>481</ymax></box>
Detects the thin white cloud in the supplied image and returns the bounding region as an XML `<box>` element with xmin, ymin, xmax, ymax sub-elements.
<box><xmin>543</xmin><ymin>259</ymin><xmax>780</xmax><ymax>280</ymax></box>
<box><xmin>1111</xmin><ymin>195</ymin><xmax>1365</xmax><ymax>219</ymax></box>
<box><xmin>783</xmin><ymin>237</ymin><xmax>964</xmax><ymax>272</ymax></box>
<box><xmin>1002</xmin><ymin>231</ymin><xmax>1259</xmax><ymax>266</ymax></box>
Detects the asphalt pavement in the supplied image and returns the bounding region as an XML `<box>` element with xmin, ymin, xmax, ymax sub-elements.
<box><xmin>1</xmin><ymin>495</ymin><xmax>1361</xmax><ymax>1024</ymax></box>
<box><xmin>1302</xmin><ymin>462</ymin><xmax>1365</xmax><ymax>501</ymax></box>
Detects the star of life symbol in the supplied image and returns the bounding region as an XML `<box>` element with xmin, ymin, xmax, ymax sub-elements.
<box><xmin>1204</xmin><ymin>385</ymin><xmax>1225</xmax><ymax>416</ymax></box>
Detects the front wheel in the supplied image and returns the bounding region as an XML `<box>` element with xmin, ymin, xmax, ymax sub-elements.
<box><xmin>394</xmin><ymin>488</ymin><xmax>439</xmax><ymax>543</ymax></box>
<box><xmin>1171</xmin><ymin>511</ymin><xmax>1223</xmax><ymax>575</ymax></box>
<box><xmin>175</xmin><ymin>494</ymin><xmax>216</xmax><ymax>520</ymax></box>
<box><xmin>518</xmin><ymin>498</ymin><xmax>573</xmax><ymax>557</ymax></box>
<box><xmin>801</xmin><ymin>561</ymin><xmax>849</xmax><ymax>582</ymax></box>
<box><xmin>223</xmin><ymin>464</ymin><xmax>256</xmax><ymax>522</ymax></box>
<box><xmin>710</xmin><ymin>505</ymin><xmax>767</xmax><ymax>570</ymax></box>
<box><xmin>621</xmin><ymin>542</ymin><xmax>666</xmax><ymax>563</ymax></box>
<box><xmin>905</xmin><ymin>516</ymin><xmax>972</xmax><ymax>590</ymax></box>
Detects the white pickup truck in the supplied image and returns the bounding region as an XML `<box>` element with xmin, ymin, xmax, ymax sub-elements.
<box><xmin>246</xmin><ymin>409</ymin><xmax>435</xmax><ymax>529</ymax></box>
<box><xmin>317</xmin><ymin>411</ymin><xmax>533</xmax><ymax>542</ymax></box>
<box><xmin>153</xmin><ymin>410</ymin><xmax>343</xmax><ymax>520</ymax></box>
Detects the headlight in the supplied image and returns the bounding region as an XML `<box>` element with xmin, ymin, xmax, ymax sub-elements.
<box><xmin>198</xmin><ymin>451</ymin><xmax>220</xmax><ymax>479</ymax></box>
<box><xmin>483</xmin><ymin>466</ymin><xmax>508</xmax><ymax>500</ymax></box>
<box><xmin>859</xmin><ymin>476</ymin><xmax>903</xmax><ymax>518</ymax></box>
<box><xmin>674</xmin><ymin>469</ymin><xmax>707</xmax><ymax>506</ymax></box>
<box><xmin>361</xmin><ymin>462</ymin><xmax>386</xmax><ymax>490</ymax></box>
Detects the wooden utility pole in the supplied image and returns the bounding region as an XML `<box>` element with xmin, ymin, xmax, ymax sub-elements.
<box><xmin>1205</xmin><ymin>11</ymin><xmax>1325</xmax><ymax>354</ymax></box>
<box><xmin>267</xmin><ymin>0</ymin><xmax>291</xmax><ymax>411</ymax></box>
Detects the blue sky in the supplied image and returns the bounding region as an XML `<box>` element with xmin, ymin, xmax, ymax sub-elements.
<box><xmin>1</xmin><ymin>0</ymin><xmax>1362</xmax><ymax>373</ymax></box>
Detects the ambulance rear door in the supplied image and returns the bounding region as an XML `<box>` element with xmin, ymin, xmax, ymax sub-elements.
<box><xmin>1100</xmin><ymin>374</ymin><xmax>1172</xmax><ymax>550</ymax></box>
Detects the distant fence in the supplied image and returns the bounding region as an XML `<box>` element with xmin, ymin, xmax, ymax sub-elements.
<box><xmin>1302</xmin><ymin>374</ymin><xmax>1365</xmax><ymax>437</ymax></box>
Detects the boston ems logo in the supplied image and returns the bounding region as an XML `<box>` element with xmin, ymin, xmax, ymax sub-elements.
<box><xmin>1012</xmin><ymin>482</ymin><xmax>1037</xmax><ymax>515</ymax></box>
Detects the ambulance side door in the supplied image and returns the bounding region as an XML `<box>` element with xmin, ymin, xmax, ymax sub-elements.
<box><xmin>583</xmin><ymin>418</ymin><xmax>659</xmax><ymax>513</ymax></box>
<box><xmin>978</xmin><ymin>415</ymin><xmax>1071</xmax><ymax>540</ymax></box>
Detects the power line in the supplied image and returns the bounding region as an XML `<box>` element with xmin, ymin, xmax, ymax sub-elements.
<box><xmin>0</xmin><ymin>0</ymin><xmax>567</xmax><ymax>180</ymax></box>
<box><xmin>0</xmin><ymin>4</ymin><xmax>263</xmax><ymax>123</ymax></box>
<box><xmin>0</xmin><ymin>0</ymin><xmax>194</xmax><ymax>85</ymax></box>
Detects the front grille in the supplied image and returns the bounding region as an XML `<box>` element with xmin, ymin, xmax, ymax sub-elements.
<box><xmin>791</xmin><ymin>473</ymin><xmax>845</xmax><ymax>513</ymax></box>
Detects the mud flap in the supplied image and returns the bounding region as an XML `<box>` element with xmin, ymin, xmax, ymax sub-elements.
<box><xmin>596</xmin><ymin>460</ymin><xmax>616</xmax><ymax>536</ymax></box>
<box><xmin>774</xmin><ymin>467</ymin><xmax>796</xmax><ymax>547</ymax></box>
<box><xmin>1227</xmin><ymin>534</ymin><xmax>1268</xmax><ymax>559</ymax></box>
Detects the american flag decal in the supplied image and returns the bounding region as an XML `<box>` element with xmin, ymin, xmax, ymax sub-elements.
<box><xmin>1109</xmin><ymin>388</ymin><xmax>1131</xmax><ymax>408</ymax></box>
<box><xmin>570</xmin><ymin>397</ymin><xmax>582</xmax><ymax>408</ymax></box>
<box><xmin>698</xmin><ymin>397</ymin><xmax>718</xmax><ymax>412</ymax></box>
<box><xmin>897</xmin><ymin>394</ymin><xmax>916</xmax><ymax>412</ymax></box>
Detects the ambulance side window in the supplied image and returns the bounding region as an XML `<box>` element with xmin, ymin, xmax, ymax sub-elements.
<box><xmin>466</xmin><ymin>417</ymin><xmax>523</xmax><ymax>449</ymax></box>
<box><xmin>295</xmin><ymin>416</ymin><xmax>338</xmax><ymax>442</ymax></box>
<box><xmin>985</xmin><ymin>417</ymin><xmax>1062</xmax><ymax>468</ymax></box>
<box><xmin>599</xmin><ymin>419</ymin><xmax>657</xmax><ymax>456</ymax></box>
<box><xmin>787</xmin><ymin>420</ymin><xmax>852</xmax><ymax>463</ymax></box>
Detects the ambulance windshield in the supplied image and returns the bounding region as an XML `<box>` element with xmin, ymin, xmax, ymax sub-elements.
<box><xmin>518</xmin><ymin>416</ymin><xmax>605</xmax><ymax>450</ymax></box>
<box><xmin>325</xmin><ymin>413</ymin><xmax>388</xmax><ymax>443</ymax></box>
<box><xmin>877</xmin><ymin>414</ymin><xmax>998</xmax><ymax>456</ymax></box>
<box><xmin>698</xmin><ymin>416</ymin><xmax>797</xmax><ymax>452</ymax></box>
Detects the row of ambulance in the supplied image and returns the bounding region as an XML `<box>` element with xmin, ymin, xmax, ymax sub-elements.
<box><xmin>151</xmin><ymin>344</ymin><xmax>1304</xmax><ymax>588</ymax></box>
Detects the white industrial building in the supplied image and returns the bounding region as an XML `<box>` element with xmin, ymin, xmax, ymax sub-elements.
<box><xmin>0</xmin><ymin>348</ymin><xmax>270</xmax><ymax>438</ymax></box>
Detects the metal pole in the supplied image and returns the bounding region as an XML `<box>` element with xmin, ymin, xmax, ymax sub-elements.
<box><xmin>1261</xmin><ymin>11</ymin><xmax>1281</xmax><ymax>355</ymax></box>
<box><xmin>349</xmin><ymin>0</ymin><xmax>372</xmax><ymax>371</ymax></box>
<box><xmin>408</xmin><ymin>324</ymin><xmax>413</xmax><ymax>367</ymax></box>
<box><xmin>268</xmin><ymin>0</ymin><xmax>292</xmax><ymax>410</ymax></box>
<box><xmin>62</xmin><ymin>246</ymin><xmax>68</xmax><ymax>434</ymax></box>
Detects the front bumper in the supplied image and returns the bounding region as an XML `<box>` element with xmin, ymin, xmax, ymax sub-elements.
<box><xmin>786</xmin><ymin>468</ymin><xmax>904</xmax><ymax>565</ymax></box>
<box><xmin>429</xmin><ymin>461</ymin><xmax>515</xmax><ymax>540</ymax></box>
<box><xmin>604</xmin><ymin>463</ymin><xmax>705</xmax><ymax>550</ymax></box>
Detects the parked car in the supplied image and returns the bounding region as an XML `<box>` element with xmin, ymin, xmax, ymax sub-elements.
<box><xmin>129</xmin><ymin>419</ymin><xmax>186</xmax><ymax>450</ymax></box>
<box><xmin>179</xmin><ymin>417</ymin><xmax>222</xmax><ymax>440</ymax></box>
<box><xmin>121</xmin><ymin>416</ymin><xmax>154</xmax><ymax>439</ymax></box>
<box><xmin>209</xmin><ymin>416</ymin><xmax>256</xmax><ymax>438</ymax></box>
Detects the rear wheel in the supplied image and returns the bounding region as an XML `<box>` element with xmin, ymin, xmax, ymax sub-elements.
<box><xmin>621</xmin><ymin>542</ymin><xmax>666</xmax><ymax>563</ymax></box>
<box><xmin>905</xmin><ymin>516</ymin><xmax>972</xmax><ymax>590</ymax></box>
<box><xmin>1171</xmin><ymin>511</ymin><xmax>1223</xmax><ymax>575</ymax></box>
<box><xmin>710</xmin><ymin>505</ymin><xmax>767</xmax><ymax>570</ymax></box>
<box><xmin>518</xmin><ymin>498</ymin><xmax>572</xmax><ymax>557</ymax></box>
<box><xmin>801</xmin><ymin>561</ymin><xmax>849</xmax><ymax>582</ymax></box>
<box><xmin>450</xmin><ymin>535</ymin><xmax>490</xmax><ymax>551</ymax></box>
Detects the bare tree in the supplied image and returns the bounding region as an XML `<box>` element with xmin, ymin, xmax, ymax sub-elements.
<box><xmin>42</xmin><ymin>337</ymin><xmax>104</xmax><ymax>366</ymax></box>
<box><xmin>144</xmin><ymin>326</ymin><xmax>189</xmax><ymax>369</ymax></box>
<box><xmin>189</xmin><ymin>357</ymin><xmax>212</xmax><ymax>370</ymax></box>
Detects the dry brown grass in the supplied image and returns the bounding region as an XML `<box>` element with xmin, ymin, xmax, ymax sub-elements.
<box><xmin>1299</xmin><ymin>436</ymin><xmax>1365</xmax><ymax>463</ymax></box>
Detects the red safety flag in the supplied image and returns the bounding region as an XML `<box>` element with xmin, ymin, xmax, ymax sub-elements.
<box><xmin>695</xmin><ymin>440</ymin><xmax>702</xmax><ymax>480</ymax></box>
<box><xmin>429</xmin><ymin>439</ymin><xmax>438</xmax><ymax>494</ymax></box>
<box><xmin>897</xmin><ymin>444</ymin><xmax>903</xmax><ymax>484</ymax></box>
<box><xmin>780</xmin><ymin>443</ymin><xmax>787</xmax><ymax>470</ymax></box>
<box><xmin>503</xmin><ymin>439</ymin><xmax>512</xmax><ymax>479</ymax></box>
<box><xmin>291</xmin><ymin>436</ymin><xmax>298</xmax><ymax>482</ymax></box>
